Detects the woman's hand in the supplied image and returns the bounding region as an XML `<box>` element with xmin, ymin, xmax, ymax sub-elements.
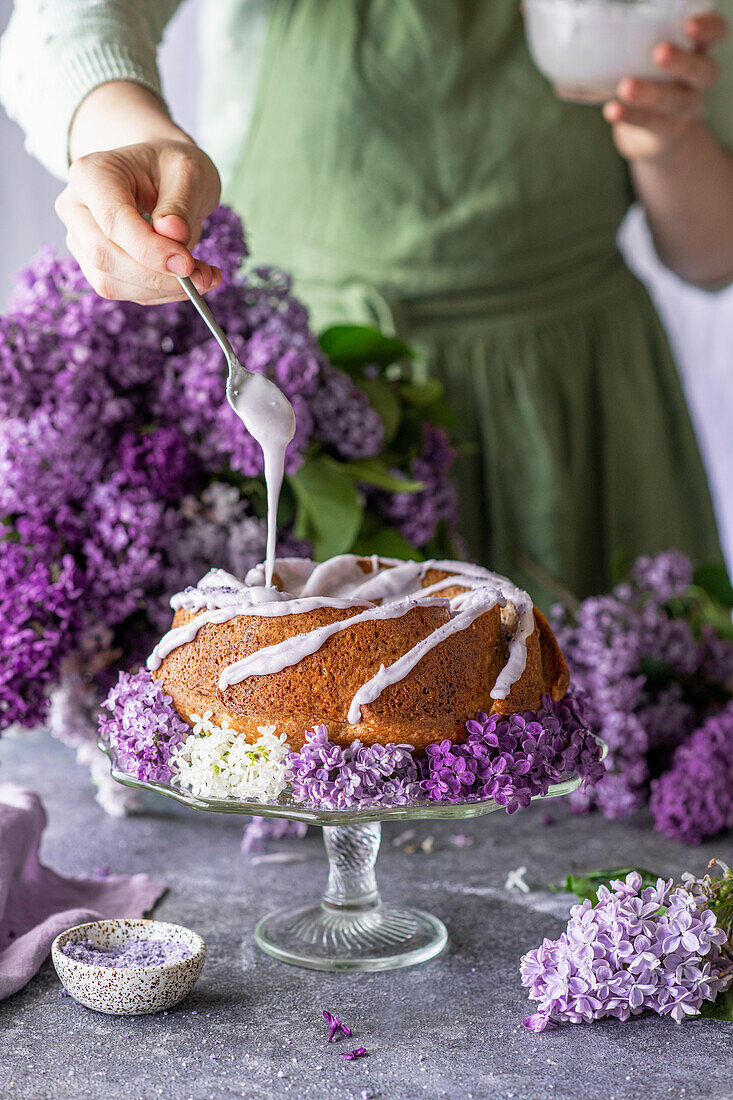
<box><xmin>612</xmin><ymin>12</ymin><xmax>733</xmax><ymax>286</ymax></box>
<box><xmin>55</xmin><ymin>83</ymin><xmax>222</xmax><ymax>304</ymax></box>
<box><xmin>603</xmin><ymin>12</ymin><xmax>728</xmax><ymax>162</ymax></box>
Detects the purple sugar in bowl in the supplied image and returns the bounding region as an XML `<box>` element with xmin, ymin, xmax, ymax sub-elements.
<box><xmin>51</xmin><ymin>919</ymin><xmax>206</xmax><ymax>1015</ymax></box>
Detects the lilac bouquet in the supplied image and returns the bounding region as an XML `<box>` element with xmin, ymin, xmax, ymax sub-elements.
<box><xmin>552</xmin><ymin>551</ymin><xmax>733</xmax><ymax>842</ymax></box>
<box><xmin>100</xmin><ymin>671</ymin><xmax>604</xmax><ymax>813</ymax></box>
<box><xmin>0</xmin><ymin>208</ymin><xmax>458</xmax><ymax>811</ymax></box>
<box><xmin>521</xmin><ymin>862</ymin><xmax>733</xmax><ymax>1030</ymax></box>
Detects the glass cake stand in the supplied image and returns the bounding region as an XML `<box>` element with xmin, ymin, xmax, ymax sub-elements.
<box><xmin>99</xmin><ymin>741</ymin><xmax>602</xmax><ymax>973</ymax></box>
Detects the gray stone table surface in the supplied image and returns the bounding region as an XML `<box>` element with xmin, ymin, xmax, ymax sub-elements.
<box><xmin>1</xmin><ymin>731</ymin><xmax>731</xmax><ymax>1100</ymax></box>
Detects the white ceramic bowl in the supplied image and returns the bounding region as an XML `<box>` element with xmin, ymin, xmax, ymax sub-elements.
<box><xmin>52</xmin><ymin>918</ymin><xmax>206</xmax><ymax>1015</ymax></box>
<box><xmin>524</xmin><ymin>0</ymin><xmax>713</xmax><ymax>103</ymax></box>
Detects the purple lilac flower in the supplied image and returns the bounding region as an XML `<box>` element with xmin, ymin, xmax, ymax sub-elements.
<box><xmin>287</xmin><ymin>726</ymin><xmax>421</xmax><ymax>810</ymax></box>
<box><xmin>310</xmin><ymin>367</ymin><xmax>384</xmax><ymax>459</ymax></box>
<box><xmin>98</xmin><ymin>669</ymin><xmax>189</xmax><ymax>783</ymax></box>
<box><xmin>377</xmin><ymin>424</ymin><xmax>458</xmax><ymax>547</ymax></box>
<box><xmin>117</xmin><ymin>426</ymin><xmax>197</xmax><ymax>501</ymax></box>
<box><xmin>192</xmin><ymin>204</ymin><xmax>248</xmax><ymax>281</ymax></box>
<box><xmin>0</xmin><ymin>538</ymin><xmax>83</xmax><ymax>728</ymax></box>
<box><xmin>698</xmin><ymin>626</ymin><xmax>733</xmax><ymax>687</ymax></box>
<box><xmin>322</xmin><ymin>1010</ymin><xmax>352</xmax><ymax>1042</ymax></box>
<box><xmin>286</xmin><ymin>697</ymin><xmax>603</xmax><ymax>812</ymax></box>
<box><xmin>650</xmin><ymin>703</ymin><xmax>733</xmax><ymax>844</ymax></box>
<box><xmin>553</xmin><ymin>550</ymin><xmax>733</xmax><ymax>822</ymax></box>
<box><xmin>150</xmin><ymin>482</ymin><xmax>271</xmax><ymax>633</ymax></box>
<box><xmin>240</xmin><ymin>817</ymin><xmax>308</xmax><ymax>854</ymax></box>
<box><xmin>420</xmin><ymin>694</ymin><xmax>605</xmax><ymax>811</ymax></box>
<box><xmin>631</xmin><ymin>550</ymin><xmax>693</xmax><ymax>601</ymax></box>
<box><xmin>521</xmin><ymin>871</ymin><xmax>731</xmax><ymax>1030</ymax></box>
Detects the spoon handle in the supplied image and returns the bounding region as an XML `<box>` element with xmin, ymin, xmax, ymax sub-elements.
<box><xmin>175</xmin><ymin>274</ymin><xmax>236</xmax><ymax>366</ymax></box>
<box><xmin>138</xmin><ymin>210</ymin><xmax>235</xmax><ymax>365</ymax></box>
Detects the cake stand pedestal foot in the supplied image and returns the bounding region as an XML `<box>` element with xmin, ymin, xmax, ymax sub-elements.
<box><xmin>254</xmin><ymin>822</ymin><xmax>447</xmax><ymax>972</ymax></box>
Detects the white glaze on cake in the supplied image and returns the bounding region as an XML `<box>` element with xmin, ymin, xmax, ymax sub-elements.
<box><xmin>218</xmin><ymin>595</ymin><xmax>450</xmax><ymax>691</ymax></box>
<box><xmin>148</xmin><ymin>556</ymin><xmax>536</xmax><ymax>722</ymax></box>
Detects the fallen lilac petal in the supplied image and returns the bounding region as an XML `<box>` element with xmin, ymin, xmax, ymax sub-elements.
<box><xmin>322</xmin><ymin>1009</ymin><xmax>352</xmax><ymax>1041</ymax></box>
<box><xmin>522</xmin><ymin>1013</ymin><xmax>555</xmax><ymax>1032</ymax></box>
<box><xmin>450</xmin><ymin>831</ymin><xmax>474</xmax><ymax>847</ymax></box>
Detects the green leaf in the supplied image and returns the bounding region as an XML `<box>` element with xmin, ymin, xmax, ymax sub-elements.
<box><xmin>551</xmin><ymin>867</ymin><xmax>660</xmax><ymax>905</ymax></box>
<box><xmin>639</xmin><ymin>656</ymin><xmax>677</xmax><ymax>689</ymax></box>
<box><xmin>343</xmin><ymin>459</ymin><xmax>425</xmax><ymax>494</ymax></box>
<box><xmin>399</xmin><ymin>379</ymin><xmax>444</xmax><ymax>409</ymax></box>
<box><xmin>709</xmin><ymin>618</ymin><xmax>733</xmax><ymax>642</ymax></box>
<box><xmin>687</xmin><ymin>587</ymin><xmax>733</xmax><ymax>641</ymax></box>
<box><xmin>319</xmin><ymin>325</ymin><xmax>414</xmax><ymax>368</ymax></box>
<box><xmin>707</xmin><ymin>862</ymin><xmax>733</xmax><ymax>941</ymax></box>
<box><xmin>420</xmin><ymin>395</ymin><xmax>458</xmax><ymax>431</ymax></box>
<box><xmin>698</xmin><ymin>989</ymin><xmax>733</xmax><ymax>1023</ymax></box>
<box><xmin>693</xmin><ymin>561</ymin><xmax>733</xmax><ymax>608</ymax></box>
<box><xmin>391</xmin><ymin>406</ymin><xmax>430</xmax><ymax>459</ymax></box>
<box><xmin>356</xmin><ymin>376</ymin><xmax>402</xmax><ymax>444</ymax></box>
<box><xmin>353</xmin><ymin>523</ymin><xmax>424</xmax><ymax>561</ymax></box>
<box><xmin>664</xmin><ymin>596</ymin><xmax>690</xmax><ymax>620</ymax></box>
<box><xmin>288</xmin><ymin>456</ymin><xmax>364</xmax><ymax>561</ymax></box>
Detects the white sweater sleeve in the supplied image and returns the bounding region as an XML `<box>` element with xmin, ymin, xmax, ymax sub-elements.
<box><xmin>0</xmin><ymin>0</ymin><xmax>182</xmax><ymax>180</ymax></box>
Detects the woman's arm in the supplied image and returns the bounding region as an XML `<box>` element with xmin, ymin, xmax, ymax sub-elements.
<box><xmin>604</xmin><ymin>12</ymin><xmax>733</xmax><ymax>287</ymax></box>
<box><xmin>0</xmin><ymin>0</ymin><xmax>181</xmax><ymax>179</ymax></box>
<box><xmin>628</xmin><ymin>122</ymin><xmax>733</xmax><ymax>288</ymax></box>
<box><xmin>0</xmin><ymin>1</ymin><xmax>221</xmax><ymax>302</ymax></box>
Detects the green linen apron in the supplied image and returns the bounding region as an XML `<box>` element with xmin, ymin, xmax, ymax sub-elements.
<box><xmin>225</xmin><ymin>0</ymin><xmax>722</xmax><ymax>604</ymax></box>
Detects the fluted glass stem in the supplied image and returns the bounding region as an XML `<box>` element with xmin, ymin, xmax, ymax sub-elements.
<box><xmin>254</xmin><ymin>821</ymin><xmax>448</xmax><ymax>969</ymax></box>
<box><xmin>322</xmin><ymin>823</ymin><xmax>381</xmax><ymax>912</ymax></box>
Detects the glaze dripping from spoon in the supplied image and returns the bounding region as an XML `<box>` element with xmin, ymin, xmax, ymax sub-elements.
<box><xmin>226</xmin><ymin>367</ymin><xmax>296</xmax><ymax>588</ymax></box>
<box><xmin>140</xmin><ymin>211</ymin><xmax>297</xmax><ymax>588</ymax></box>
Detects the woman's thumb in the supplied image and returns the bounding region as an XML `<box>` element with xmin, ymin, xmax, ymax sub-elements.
<box><xmin>151</xmin><ymin>156</ymin><xmax>198</xmax><ymax>248</ymax></box>
<box><xmin>150</xmin><ymin>145</ymin><xmax>220</xmax><ymax>269</ymax></box>
<box><xmin>151</xmin><ymin>211</ymin><xmax>192</xmax><ymax>246</ymax></box>
<box><xmin>151</xmin><ymin>187</ymin><xmax>196</xmax><ymax>277</ymax></box>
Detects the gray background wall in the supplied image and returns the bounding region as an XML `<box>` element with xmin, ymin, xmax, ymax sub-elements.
<box><xmin>1</xmin><ymin>0</ymin><xmax>731</xmax><ymax>569</ymax></box>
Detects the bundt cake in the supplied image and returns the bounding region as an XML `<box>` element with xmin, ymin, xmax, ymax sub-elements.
<box><xmin>147</xmin><ymin>555</ymin><xmax>569</xmax><ymax>752</ymax></box>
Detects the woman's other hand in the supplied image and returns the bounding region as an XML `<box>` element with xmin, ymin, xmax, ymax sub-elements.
<box><xmin>603</xmin><ymin>12</ymin><xmax>728</xmax><ymax>161</ymax></box>
<box><xmin>55</xmin><ymin>83</ymin><xmax>222</xmax><ymax>304</ymax></box>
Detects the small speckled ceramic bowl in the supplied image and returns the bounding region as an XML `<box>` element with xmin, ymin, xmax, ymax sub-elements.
<box><xmin>51</xmin><ymin>919</ymin><xmax>206</xmax><ymax>1015</ymax></box>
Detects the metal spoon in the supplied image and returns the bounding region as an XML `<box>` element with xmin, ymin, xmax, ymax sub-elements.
<box><xmin>139</xmin><ymin>212</ymin><xmax>296</xmax><ymax>438</ymax></box>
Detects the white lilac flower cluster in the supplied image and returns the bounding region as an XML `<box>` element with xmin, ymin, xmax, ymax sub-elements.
<box><xmin>171</xmin><ymin>712</ymin><xmax>290</xmax><ymax>802</ymax></box>
<box><xmin>521</xmin><ymin>870</ymin><xmax>732</xmax><ymax>1031</ymax></box>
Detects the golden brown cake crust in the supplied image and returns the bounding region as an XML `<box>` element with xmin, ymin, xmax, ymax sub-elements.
<box><xmin>152</xmin><ymin>563</ymin><xmax>570</xmax><ymax>751</ymax></box>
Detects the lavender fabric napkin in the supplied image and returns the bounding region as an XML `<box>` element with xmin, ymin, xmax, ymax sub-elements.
<box><xmin>0</xmin><ymin>783</ymin><xmax>166</xmax><ymax>1001</ymax></box>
